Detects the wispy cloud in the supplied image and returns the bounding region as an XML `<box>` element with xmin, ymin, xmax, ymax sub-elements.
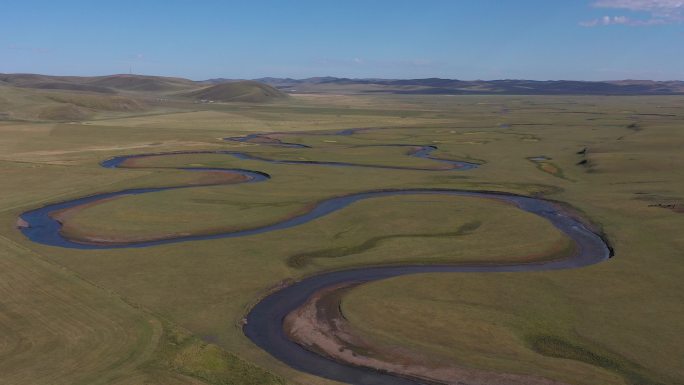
<box><xmin>580</xmin><ymin>15</ymin><xmax>632</xmax><ymax>26</ymax></box>
<box><xmin>6</xmin><ymin>44</ymin><xmax>50</xmax><ymax>54</ymax></box>
<box><xmin>580</xmin><ymin>0</ymin><xmax>684</xmax><ymax>26</ymax></box>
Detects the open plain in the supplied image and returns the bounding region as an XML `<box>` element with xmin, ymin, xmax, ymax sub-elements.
<box><xmin>1</xmin><ymin>78</ymin><xmax>683</xmax><ymax>385</ymax></box>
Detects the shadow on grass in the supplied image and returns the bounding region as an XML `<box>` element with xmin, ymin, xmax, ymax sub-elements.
<box><xmin>287</xmin><ymin>221</ymin><xmax>481</xmax><ymax>268</ymax></box>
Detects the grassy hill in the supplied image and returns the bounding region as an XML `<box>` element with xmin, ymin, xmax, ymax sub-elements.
<box><xmin>0</xmin><ymin>73</ymin><xmax>201</xmax><ymax>94</ymax></box>
<box><xmin>185</xmin><ymin>81</ymin><xmax>288</xmax><ymax>102</ymax></box>
<box><xmin>88</xmin><ymin>74</ymin><xmax>198</xmax><ymax>92</ymax></box>
<box><xmin>0</xmin><ymin>83</ymin><xmax>148</xmax><ymax>121</ymax></box>
<box><xmin>0</xmin><ymin>74</ymin><xmax>114</xmax><ymax>94</ymax></box>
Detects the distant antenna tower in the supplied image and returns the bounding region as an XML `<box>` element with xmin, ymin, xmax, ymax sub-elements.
<box><xmin>129</xmin><ymin>64</ymin><xmax>133</xmax><ymax>74</ymax></box>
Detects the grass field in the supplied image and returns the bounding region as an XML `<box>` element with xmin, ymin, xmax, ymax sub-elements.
<box><xmin>1</xmin><ymin>91</ymin><xmax>683</xmax><ymax>385</ymax></box>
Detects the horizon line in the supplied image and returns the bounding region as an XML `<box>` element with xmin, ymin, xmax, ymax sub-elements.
<box><xmin>1</xmin><ymin>71</ymin><xmax>683</xmax><ymax>83</ymax></box>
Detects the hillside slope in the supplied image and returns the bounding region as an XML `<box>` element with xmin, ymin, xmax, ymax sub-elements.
<box><xmin>185</xmin><ymin>81</ymin><xmax>288</xmax><ymax>102</ymax></box>
<box><xmin>88</xmin><ymin>74</ymin><xmax>198</xmax><ymax>92</ymax></box>
<box><xmin>0</xmin><ymin>84</ymin><xmax>147</xmax><ymax>121</ymax></box>
<box><xmin>0</xmin><ymin>73</ymin><xmax>201</xmax><ymax>94</ymax></box>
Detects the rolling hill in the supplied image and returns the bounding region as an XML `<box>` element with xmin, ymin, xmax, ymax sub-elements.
<box><xmin>0</xmin><ymin>74</ymin><xmax>116</xmax><ymax>94</ymax></box>
<box><xmin>0</xmin><ymin>82</ymin><xmax>147</xmax><ymax>121</ymax></box>
<box><xmin>2</xmin><ymin>72</ymin><xmax>682</xmax><ymax>97</ymax></box>
<box><xmin>0</xmin><ymin>73</ymin><xmax>201</xmax><ymax>94</ymax></box>
<box><xmin>185</xmin><ymin>81</ymin><xmax>288</xmax><ymax>102</ymax></box>
<box><xmin>87</xmin><ymin>74</ymin><xmax>198</xmax><ymax>92</ymax></box>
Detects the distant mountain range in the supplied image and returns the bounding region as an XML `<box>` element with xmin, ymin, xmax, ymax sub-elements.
<box><xmin>242</xmin><ymin>77</ymin><xmax>684</xmax><ymax>95</ymax></box>
<box><xmin>2</xmin><ymin>73</ymin><xmax>683</xmax><ymax>96</ymax></box>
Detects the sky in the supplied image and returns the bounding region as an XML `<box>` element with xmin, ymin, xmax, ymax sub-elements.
<box><xmin>1</xmin><ymin>0</ymin><xmax>683</xmax><ymax>81</ymax></box>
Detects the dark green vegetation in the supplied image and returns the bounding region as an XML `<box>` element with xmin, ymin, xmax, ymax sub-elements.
<box><xmin>157</xmin><ymin>324</ymin><xmax>287</xmax><ymax>385</ymax></box>
<box><xmin>286</xmin><ymin>221</ymin><xmax>483</xmax><ymax>268</ymax></box>
<box><xmin>529</xmin><ymin>335</ymin><xmax>662</xmax><ymax>385</ymax></box>
<box><xmin>0</xmin><ymin>76</ymin><xmax>682</xmax><ymax>385</ymax></box>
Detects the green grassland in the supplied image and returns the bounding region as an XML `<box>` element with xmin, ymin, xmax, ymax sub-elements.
<box><xmin>0</xmin><ymin>89</ymin><xmax>683</xmax><ymax>385</ymax></box>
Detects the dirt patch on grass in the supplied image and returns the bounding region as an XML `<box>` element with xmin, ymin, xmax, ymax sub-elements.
<box><xmin>527</xmin><ymin>156</ymin><xmax>571</xmax><ymax>181</ymax></box>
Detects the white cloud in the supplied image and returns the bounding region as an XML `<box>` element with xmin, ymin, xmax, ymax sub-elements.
<box><xmin>594</xmin><ymin>0</ymin><xmax>683</xmax><ymax>14</ymax></box>
<box><xmin>581</xmin><ymin>0</ymin><xmax>684</xmax><ymax>26</ymax></box>
<box><xmin>580</xmin><ymin>15</ymin><xmax>631</xmax><ymax>26</ymax></box>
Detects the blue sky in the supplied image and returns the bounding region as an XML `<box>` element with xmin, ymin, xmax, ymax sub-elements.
<box><xmin>1</xmin><ymin>0</ymin><xmax>682</xmax><ymax>80</ymax></box>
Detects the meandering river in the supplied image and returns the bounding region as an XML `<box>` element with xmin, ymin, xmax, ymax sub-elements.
<box><xmin>19</xmin><ymin>131</ymin><xmax>612</xmax><ymax>384</ymax></box>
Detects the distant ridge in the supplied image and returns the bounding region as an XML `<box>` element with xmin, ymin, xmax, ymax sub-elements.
<box><xmin>185</xmin><ymin>81</ymin><xmax>288</xmax><ymax>102</ymax></box>
<box><xmin>0</xmin><ymin>73</ymin><xmax>199</xmax><ymax>94</ymax></box>
<box><xmin>250</xmin><ymin>77</ymin><xmax>684</xmax><ymax>95</ymax></box>
<box><xmin>88</xmin><ymin>74</ymin><xmax>197</xmax><ymax>92</ymax></box>
<box><xmin>1</xmin><ymin>73</ymin><xmax>683</xmax><ymax>96</ymax></box>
